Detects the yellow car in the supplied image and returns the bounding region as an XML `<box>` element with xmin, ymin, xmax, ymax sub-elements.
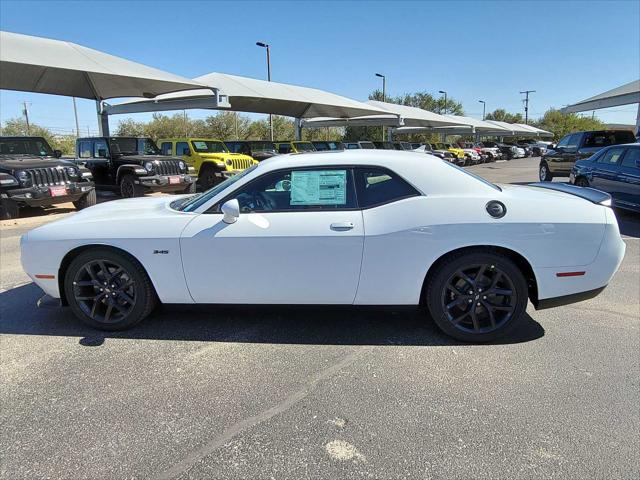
<box><xmin>435</xmin><ymin>142</ymin><xmax>465</xmax><ymax>161</ymax></box>
<box><xmin>158</xmin><ymin>138</ymin><xmax>257</xmax><ymax>189</ymax></box>
<box><xmin>274</xmin><ymin>141</ymin><xmax>316</xmax><ymax>154</ymax></box>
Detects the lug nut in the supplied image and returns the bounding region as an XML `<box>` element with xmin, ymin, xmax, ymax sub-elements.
<box><xmin>483</xmin><ymin>296</ymin><xmax>487</xmax><ymax>300</ymax></box>
<box><xmin>477</xmin><ymin>302</ymin><xmax>481</xmax><ymax>306</ymax></box>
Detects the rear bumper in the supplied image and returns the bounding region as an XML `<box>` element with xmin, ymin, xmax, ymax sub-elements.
<box><xmin>2</xmin><ymin>183</ymin><xmax>94</xmax><ymax>207</ymax></box>
<box><xmin>535</xmin><ymin>286</ymin><xmax>606</xmax><ymax>310</ymax></box>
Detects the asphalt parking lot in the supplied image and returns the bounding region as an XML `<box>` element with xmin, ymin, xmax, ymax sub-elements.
<box><xmin>1</xmin><ymin>157</ymin><xmax>638</xmax><ymax>479</ymax></box>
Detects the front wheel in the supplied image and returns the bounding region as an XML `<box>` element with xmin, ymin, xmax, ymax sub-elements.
<box><xmin>120</xmin><ymin>174</ymin><xmax>145</xmax><ymax>198</ymax></box>
<box><xmin>73</xmin><ymin>189</ymin><xmax>97</xmax><ymax>210</ymax></box>
<box><xmin>575</xmin><ymin>176</ymin><xmax>589</xmax><ymax>188</ymax></box>
<box><xmin>180</xmin><ymin>181</ymin><xmax>197</xmax><ymax>194</ymax></box>
<box><xmin>64</xmin><ymin>248</ymin><xmax>157</xmax><ymax>330</ymax></box>
<box><xmin>0</xmin><ymin>198</ymin><xmax>20</xmax><ymax>220</ymax></box>
<box><xmin>425</xmin><ymin>251</ymin><xmax>528</xmax><ymax>342</ymax></box>
<box><xmin>198</xmin><ymin>165</ymin><xmax>224</xmax><ymax>191</ymax></box>
<box><xmin>539</xmin><ymin>163</ymin><xmax>553</xmax><ymax>181</ymax></box>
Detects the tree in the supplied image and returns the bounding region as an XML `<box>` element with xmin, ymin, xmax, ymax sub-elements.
<box><xmin>115</xmin><ymin>118</ymin><xmax>145</xmax><ymax>136</ymax></box>
<box><xmin>485</xmin><ymin>109</ymin><xmax>524</xmax><ymax>124</ymax></box>
<box><xmin>0</xmin><ymin>117</ymin><xmax>75</xmax><ymax>154</ymax></box>
<box><xmin>370</xmin><ymin>89</ymin><xmax>464</xmax><ymax>116</ymax></box>
<box><xmin>533</xmin><ymin>109</ymin><xmax>605</xmax><ymax>141</ymax></box>
<box><xmin>249</xmin><ymin>115</ymin><xmax>295</xmax><ymax>140</ymax></box>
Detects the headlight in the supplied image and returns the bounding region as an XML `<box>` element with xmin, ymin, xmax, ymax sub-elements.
<box><xmin>65</xmin><ymin>167</ymin><xmax>79</xmax><ymax>177</ymax></box>
<box><xmin>144</xmin><ymin>161</ymin><xmax>154</xmax><ymax>172</ymax></box>
<box><xmin>225</xmin><ymin>159</ymin><xmax>233</xmax><ymax>166</ymax></box>
<box><xmin>178</xmin><ymin>161</ymin><xmax>186</xmax><ymax>171</ymax></box>
<box><xmin>16</xmin><ymin>170</ymin><xmax>31</xmax><ymax>185</ymax></box>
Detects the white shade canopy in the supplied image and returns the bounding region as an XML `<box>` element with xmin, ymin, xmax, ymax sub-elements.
<box><xmin>300</xmin><ymin>101</ymin><xmax>471</xmax><ymax>129</ymax></box>
<box><xmin>393</xmin><ymin>115</ymin><xmax>512</xmax><ymax>135</ymax></box>
<box><xmin>105</xmin><ymin>72</ymin><xmax>393</xmax><ymax>119</ymax></box>
<box><xmin>561</xmin><ymin>80</ymin><xmax>640</xmax><ymax>113</ymax></box>
<box><xmin>512</xmin><ymin>123</ymin><xmax>553</xmax><ymax>137</ymax></box>
<box><xmin>0</xmin><ymin>31</ymin><xmax>207</xmax><ymax>100</ymax></box>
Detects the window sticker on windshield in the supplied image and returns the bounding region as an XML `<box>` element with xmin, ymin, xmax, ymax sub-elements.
<box><xmin>290</xmin><ymin>170</ymin><xmax>347</xmax><ymax>205</ymax></box>
<box><xmin>193</xmin><ymin>141</ymin><xmax>208</xmax><ymax>150</ymax></box>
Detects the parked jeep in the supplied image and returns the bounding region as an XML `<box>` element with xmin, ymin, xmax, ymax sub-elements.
<box><xmin>1</xmin><ymin>136</ymin><xmax>95</xmax><ymax>219</ymax></box>
<box><xmin>158</xmin><ymin>138</ymin><xmax>257</xmax><ymax>190</ymax></box>
<box><xmin>76</xmin><ymin>137</ymin><xmax>195</xmax><ymax>197</ymax></box>
<box><xmin>224</xmin><ymin>141</ymin><xmax>279</xmax><ymax>162</ymax></box>
<box><xmin>539</xmin><ymin>129</ymin><xmax>636</xmax><ymax>181</ymax></box>
<box><xmin>274</xmin><ymin>141</ymin><xmax>317</xmax><ymax>154</ymax></box>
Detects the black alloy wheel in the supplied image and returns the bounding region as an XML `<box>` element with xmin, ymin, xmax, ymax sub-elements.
<box><xmin>426</xmin><ymin>251</ymin><xmax>528</xmax><ymax>342</ymax></box>
<box><xmin>441</xmin><ymin>264</ymin><xmax>516</xmax><ymax>334</ymax></box>
<box><xmin>65</xmin><ymin>248</ymin><xmax>156</xmax><ymax>330</ymax></box>
<box><xmin>120</xmin><ymin>174</ymin><xmax>144</xmax><ymax>198</ymax></box>
<box><xmin>72</xmin><ymin>259</ymin><xmax>136</xmax><ymax>324</ymax></box>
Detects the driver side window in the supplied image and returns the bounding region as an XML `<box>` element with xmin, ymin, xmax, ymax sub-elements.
<box><xmin>228</xmin><ymin>168</ymin><xmax>356</xmax><ymax>213</ymax></box>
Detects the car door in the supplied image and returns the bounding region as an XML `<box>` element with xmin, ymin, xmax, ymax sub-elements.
<box><xmin>84</xmin><ymin>139</ymin><xmax>112</xmax><ymax>185</ymax></box>
<box><xmin>590</xmin><ymin>146</ymin><xmax>625</xmax><ymax>195</ymax></box>
<box><xmin>180</xmin><ymin>166</ymin><xmax>364</xmax><ymax>304</ymax></box>
<box><xmin>615</xmin><ymin>147</ymin><xmax>640</xmax><ymax>209</ymax></box>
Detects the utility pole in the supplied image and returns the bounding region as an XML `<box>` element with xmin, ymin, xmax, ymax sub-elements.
<box><xmin>22</xmin><ymin>101</ymin><xmax>31</xmax><ymax>135</ymax></box>
<box><xmin>439</xmin><ymin>90</ymin><xmax>447</xmax><ymax>115</ymax></box>
<box><xmin>375</xmin><ymin>73</ymin><xmax>386</xmax><ymax>141</ymax></box>
<box><xmin>72</xmin><ymin>97</ymin><xmax>80</xmax><ymax>137</ymax></box>
<box><xmin>478</xmin><ymin>100</ymin><xmax>486</xmax><ymax>120</ymax></box>
<box><xmin>520</xmin><ymin>90</ymin><xmax>536</xmax><ymax>124</ymax></box>
<box><xmin>256</xmin><ymin>42</ymin><xmax>273</xmax><ymax>141</ymax></box>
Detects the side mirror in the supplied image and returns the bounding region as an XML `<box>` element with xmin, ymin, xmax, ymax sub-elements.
<box><xmin>97</xmin><ymin>149</ymin><xmax>107</xmax><ymax>158</ymax></box>
<box><xmin>221</xmin><ymin>199</ymin><xmax>240</xmax><ymax>224</ymax></box>
<box><xmin>53</xmin><ymin>149</ymin><xmax>62</xmax><ymax>158</ymax></box>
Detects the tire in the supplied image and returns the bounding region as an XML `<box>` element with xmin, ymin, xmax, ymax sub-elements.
<box><xmin>198</xmin><ymin>164</ymin><xmax>224</xmax><ymax>190</ymax></box>
<box><xmin>425</xmin><ymin>251</ymin><xmax>528</xmax><ymax>343</ymax></box>
<box><xmin>575</xmin><ymin>176</ymin><xmax>589</xmax><ymax>188</ymax></box>
<box><xmin>120</xmin><ymin>174</ymin><xmax>145</xmax><ymax>198</ymax></box>
<box><xmin>539</xmin><ymin>162</ymin><xmax>553</xmax><ymax>181</ymax></box>
<box><xmin>73</xmin><ymin>189</ymin><xmax>97</xmax><ymax>210</ymax></box>
<box><xmin>0</xmin><ymin>198</ymin><xmax>20</xmax><ymax>220</ymax></box>
<box><xmin>180</xmin><ymin>181</ymin><xmax>197</xmax><ymax>194</ymax></box>
<box><xmin>64</xmin><ymin>248</ymin><xmax>157</xmax><ymax>331</ymax></box>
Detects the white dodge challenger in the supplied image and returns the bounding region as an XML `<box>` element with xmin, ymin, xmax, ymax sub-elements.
<box><xmin>21</xmin><ymin>150</ymin><xmax>625</xmax><ymax>342</ymax></box>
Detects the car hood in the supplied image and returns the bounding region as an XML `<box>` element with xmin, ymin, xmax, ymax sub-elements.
<box><xmin>0</xmin><ymin>156</ymin><xmax>77</xmax><ymax>171</ymax></box>
<box><xmin>116</xmin><ymin>154</ymin><xmax>180</xmax><ymax>163</ymax></box>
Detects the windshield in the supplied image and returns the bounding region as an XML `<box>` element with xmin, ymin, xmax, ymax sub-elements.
<box><xmin>191</xmin><ymin>140</ymin><xmax>228</xmax><ymax>153</ymax></box>
<box><xmin>109</xmin><ymin>137</ymin><xmax>161</xmax><ymax>156</ymax></box>
<box><xmin>0</xmin><ymin>137</ymin><xmax>54</xmax><ymax>156</ymax></box>
<box><xmin>360</xmin><ymin>142</ymin><xmax>376</xmax><ymax>149</ymax></box>
<box><xmin>250</xmin><ymin>142</ymin><xmax>276</xmax><ymax>152</ymax></box>
<box><xmin>294</xmin><ymin>142</ymin><xmax>316</xmax><ymax>152</ymax></box>
<box><xmin>177</xmin><ymin>165</ymin><xmax>258</xmax><ymax>212</ymax></box>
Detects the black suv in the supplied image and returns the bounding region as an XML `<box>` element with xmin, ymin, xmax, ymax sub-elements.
<box><xmin>539</xmin><ymin>129</ymin><xmax>636</xmax><ymax>181</ymax></box>
<box><xmin>76</xmin><ymin>137</ymin><xmax>195</xmax><ymax>197</ymax></box>
<box><xmin>225</xmin><ymin>141</ymin><xmax>279</xmax><ymax>161</ymax></box>
<box><xmin>0</xmin><ymin>136</ymin><xmax>95</xmax><ymax>219</ymax></box>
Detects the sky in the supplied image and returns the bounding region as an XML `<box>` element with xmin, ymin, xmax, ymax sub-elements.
<box><xmin>1</xmin><ymin>0</ymin><xmax>639</xmax><ymax>136</ymax></box>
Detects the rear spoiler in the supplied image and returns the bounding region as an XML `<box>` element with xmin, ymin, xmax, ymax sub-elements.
<box><xmin>528</xmin><ymin>182</ymin><xmax>612</xmax><ymax>206</ymax></box>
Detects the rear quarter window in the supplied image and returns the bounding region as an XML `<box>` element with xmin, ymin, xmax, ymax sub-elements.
<box><xmin>355</xmin><ymin>167</ymin><xmax>420</xmax><ymax>208</ymax></box>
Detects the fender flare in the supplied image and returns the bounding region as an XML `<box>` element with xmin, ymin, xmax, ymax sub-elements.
<box><xmin>116</xmin><ymin>164</ymin><xmax>144</xmax><ymax>183</ymax></box>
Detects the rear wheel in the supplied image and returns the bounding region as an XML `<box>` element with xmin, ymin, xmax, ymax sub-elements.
<box><xmin>73</xmin><ymin>189</ymin><xmax>97</xmax><ymax>210</ymax></box>
<box><xmin>539</xmin><ymin>162</ymin><xmax>553</xmax><ymax>181</ymax></box>
<box><xmin>0</xmin><ymin>198</ymin><xmax>20</xmax><ymax>220</ymax></box>
<box><xmin>425</xmin><ymin>251</ymin><xmax>528</xmax><ymax>342</ymax></box>
<box><xmin>120</xmin><ymin>174</ymin><xmax>144</xmax><ymax>198</ymax></box>
<box><xmin>64</xmin><ymin>248</ymin><xmax>156</xmax><ymax>330</ymax></box>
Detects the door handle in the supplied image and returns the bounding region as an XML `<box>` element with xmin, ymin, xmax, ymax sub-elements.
<box><xmin>330</xmin><ymin>222</ymin><xmax>354</xmax><ymax>231</ymax></box>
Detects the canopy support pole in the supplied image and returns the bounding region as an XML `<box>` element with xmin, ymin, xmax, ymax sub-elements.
<box><xmin>294</xmin><ymin>118</ymin><xmax>302</xmax><ymax>141</ymax></box>
<box><xmin>96</xmin><ymin>101</ymin><xmax>110</xmax><ymax>137</ymax></box>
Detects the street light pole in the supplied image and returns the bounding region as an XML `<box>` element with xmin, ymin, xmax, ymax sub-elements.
<box><xmin>520</xmin><ymin>90</ymin><xmax>536</xmax><ymax>124</ymax></box>
<box><xmin>375</xmin><ymin>73</ymin><xmax>386</xmax><ymax>141</ymax></box>
<box><xmin>439</xmin><ymin>90</ymin><xmax>447</xmax><ymax>115</ymax></box>
<box><xmin>256</xmin><ymin>42</ymin><xmax>273</xmax><ymax>141</ymax></box>
<box><xmin>72</xmin><ymin>97</ymin><xmax>80</xmax><ymax>137</ymax></box>
<box><xmin>478</xmin><ymin>100</ymin><xmax>486</xmax><ymax>120</ymax></box>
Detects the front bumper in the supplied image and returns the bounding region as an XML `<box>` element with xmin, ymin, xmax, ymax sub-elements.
<box><xmin>2</xmin><ymin>182</ymin><xmax>94</xmax><ymax>207</ymax></box>
<box><xmin>138</xmin><ymin>174</ymin><xmax>195</xmax><ymax>191</ymax></box>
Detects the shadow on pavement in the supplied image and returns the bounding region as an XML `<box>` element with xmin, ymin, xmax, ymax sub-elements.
<box><xmin>1</xmin><ymin>282</ymin><xmax>545</xmax><ymax>347</ymax></box>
